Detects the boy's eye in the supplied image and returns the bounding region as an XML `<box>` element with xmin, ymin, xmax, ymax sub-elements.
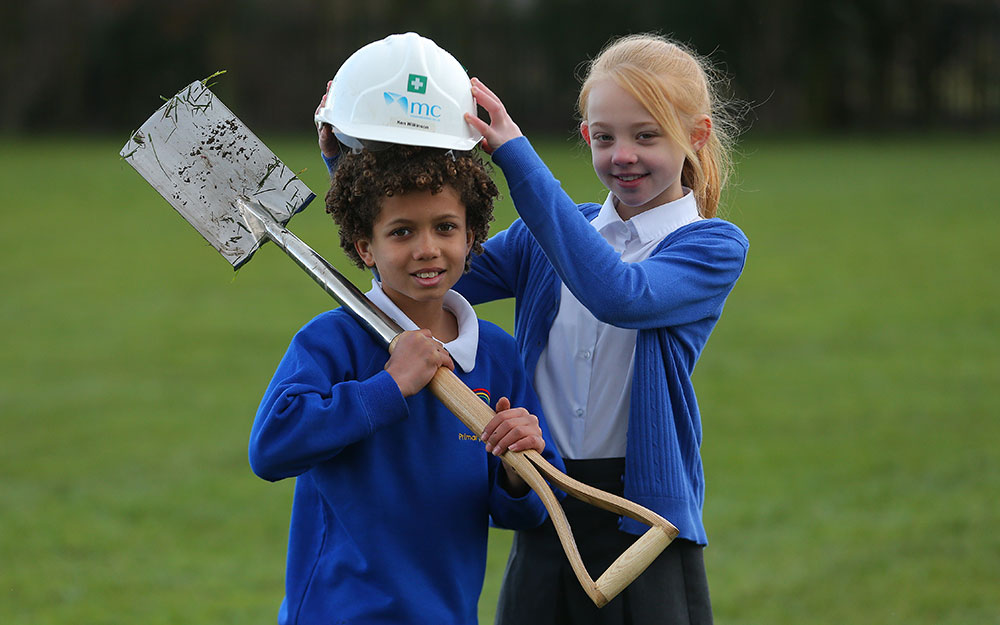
<box><xmin>390</xmin><ymin>227</ymin><xmax>411</xmax><ymax>237</ymax></box>
<box><xmin>437</xmin><ymin>222</ymin><xmax>457</xmax><ymax>232</ymax></box>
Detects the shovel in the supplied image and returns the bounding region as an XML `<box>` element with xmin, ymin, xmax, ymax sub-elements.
<box><xmin>120</xmin><ymin>79</ymin><xmax>678</xmax><ymax>608</ymax></box>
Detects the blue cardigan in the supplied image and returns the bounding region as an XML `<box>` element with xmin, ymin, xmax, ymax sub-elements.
<box><xmin>455</xmin><ymin>137</ymin><xmax>749</xmax><ymax>543</ymax></box>
<box><xmin>250</xmin><ymin>308</ymin><xmax>564</xmax><ymax>624</ymax></box>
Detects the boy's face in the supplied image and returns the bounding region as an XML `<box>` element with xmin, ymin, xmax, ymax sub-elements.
<box><xmin>355</xmin><ymin>186</ymin><xmax>473</xmax><ymax>317</ymax></box>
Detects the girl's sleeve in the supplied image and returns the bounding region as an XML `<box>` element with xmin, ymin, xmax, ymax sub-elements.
<box><xmin>454</xmin><ymin>222</ymin><xmax>524</xmax><ymax>305</ymax></box>
<box><xmin>493</xmin><ymin>137</ymin><xmax>749</xmax><ymax>330</ymax></box>
<box><xmin>249</xmin><ymin>320</ymin><xmax>408</xmax><ymax>482</ymax></box>
<box><xmin>322</xmin><ymin>151</ymin><xmax>339</xmax><ymax>176</ymax></box>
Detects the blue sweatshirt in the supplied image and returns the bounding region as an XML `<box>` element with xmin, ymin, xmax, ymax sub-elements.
<box><xmin>455</xmin><ymin>137</ymin><xmax>749</xmax><ymax>544</ymax></box>
<box><xmin>250</xmin><ymin>307</ymin><xmax>564</xmax><ymax>624</ymax></box>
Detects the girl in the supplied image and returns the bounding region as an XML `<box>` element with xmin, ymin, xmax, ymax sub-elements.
<box><xmin>461</xmin><ymin>34</ymin><xmax>749</xmax><ymax>624</ymax></box>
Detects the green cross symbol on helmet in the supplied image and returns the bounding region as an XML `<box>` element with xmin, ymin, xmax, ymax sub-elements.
<box><xmin>407</xmin><ymin>74</ymin><xmax>427</xmax><ymax>94</ymax></box>
<box><xmin>315</xmin><ymin>32</ymin><xmax>482</xmax><ymax>151</ymax></box>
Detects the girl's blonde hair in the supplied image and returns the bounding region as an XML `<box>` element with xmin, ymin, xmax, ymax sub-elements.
<box><xmin>578</xmin><ymin>34</ymin><xmax>735</xmax><ymax>218</ymax></box>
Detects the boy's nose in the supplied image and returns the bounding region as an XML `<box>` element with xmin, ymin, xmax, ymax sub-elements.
<box><xmin>413</xmin><ymin>233</ymin><xmax>440</xmax><ymax>258</ymax></box>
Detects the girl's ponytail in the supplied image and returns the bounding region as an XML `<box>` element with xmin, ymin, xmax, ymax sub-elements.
<box><xmin>685</xmin><ymin>120</ymin><xmax>731</xmax><ymax>219</ymax></box>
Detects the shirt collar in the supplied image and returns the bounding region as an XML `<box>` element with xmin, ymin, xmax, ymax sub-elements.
<box><xmin>364</xmin><ymin>279</ymin><xmax>479</xmax><ymax>373</ymax></box>
<box><xmin>591</xmin><ymin>188</ymin><xmax>702</xmax><ymax>245</ymax></box>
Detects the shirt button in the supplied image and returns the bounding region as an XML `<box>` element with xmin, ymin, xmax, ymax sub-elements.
<box><xmin>575</xmin><ymin>408</ymin><xmax>585</xmax><ymax>418</ymax></box>
<box><xmin>580</xmin><ymin>350</ymin><xmax>592</xmax><ymax>360</ymax></box>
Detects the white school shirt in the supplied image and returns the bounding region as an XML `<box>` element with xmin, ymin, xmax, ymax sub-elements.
<box><xmin>533</xmin><ymin>190</ymin><xmax>702</xmax><ymax>459</ymax></box>
<box><xmin>364</xmin><ymin>279</ymin><xmax>479</xmax><ymax>373</ymax></box>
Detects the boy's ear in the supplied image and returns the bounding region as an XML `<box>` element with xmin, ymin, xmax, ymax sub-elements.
<box><xmin>690</xmin><ymin>115</ymin><xmax>712</xmax><ymax>152</ymax></box>
<box><xmin>465</xmin><ymin>227</ymin><xmax>474</xmax><ymax>254</ymax></box>
<box><xmin>355</xmin><ymin>239</ymin><xmax>376</xmax><ymax>268</ymax></box>
<box><xmin>580</xmin><ymin>122</ymin><xmax>591</xmax><ymax>146</ymax></box>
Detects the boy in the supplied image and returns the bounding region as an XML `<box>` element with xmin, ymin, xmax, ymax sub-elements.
<box><xmin>249</xmin><ymin>143</ymin><xmax>564</xmax><ymax>625</ymax></box>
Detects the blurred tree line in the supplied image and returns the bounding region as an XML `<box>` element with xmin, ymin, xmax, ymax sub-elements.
<box><xmin>1</xmin><ymin>0</ymin><xmax>997</xmax><ymax>136</ymax></box>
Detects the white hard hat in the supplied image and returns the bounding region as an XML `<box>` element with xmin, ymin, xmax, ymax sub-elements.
<box><xmin>315</xmin><ymin>32</ymin><xmax>482</xmax><ymax>151</ymax></box>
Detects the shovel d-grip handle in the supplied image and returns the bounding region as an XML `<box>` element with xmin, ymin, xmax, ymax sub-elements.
<box><xmin>417</xmin><ymin>359</ymin><xmax>679</xmax><ymax>608</ymax></box>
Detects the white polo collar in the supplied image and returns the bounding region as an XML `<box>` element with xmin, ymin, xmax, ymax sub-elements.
<box><xmin>364</xmin><ymin>279</ymin><xmax>479</xmax><ymax>373</ymax></box>
<box><xmin>591</xmin><ymin>188</ymin><xmax>701</xmax><ymax>244</ymax></box>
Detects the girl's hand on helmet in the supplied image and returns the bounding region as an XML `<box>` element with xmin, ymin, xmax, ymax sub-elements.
<box><xmin>465</xmin><ymin>77</ymin><xmax>523</xmax><ymax>154</ymax></box>
<box><xmin>316</xmin><ymin>80</ymin><xmax>340</xmax><ymax>159</ymax></box>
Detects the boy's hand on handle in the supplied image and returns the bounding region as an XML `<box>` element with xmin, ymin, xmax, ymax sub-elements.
<box><xmin>465</xmin><ymin>77</ymin><xmax>523</xmax><ymax>154</ymax></box>
<box><xmin>385</xmin><ymin>329</ymin><xmax>454</xmax><ymax>397</ymax></box>
<box><xmin>316</xmin><ymin>80</ymin><xmax>340</xmax><ymax>160</ymax></box>
<box><xmin>481</xmin><ymin>396</ymin><xmax>545</xmax><ymax>495</ymax></box>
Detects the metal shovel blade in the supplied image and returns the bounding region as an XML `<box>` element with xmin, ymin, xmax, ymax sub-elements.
<box><xmin>120</xmin><ymin>80</ymin><xmax>315</xmax><ymax>268</ymax></box>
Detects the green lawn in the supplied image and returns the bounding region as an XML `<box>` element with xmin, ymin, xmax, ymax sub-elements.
<box><xmin>1</xmin><ymin>133</ymin><xmax>997</xmax><ymax>624</ymax></box>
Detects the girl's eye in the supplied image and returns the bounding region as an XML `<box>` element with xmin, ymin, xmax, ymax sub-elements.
<box><xmin>594</xmin><ymin>134</ymin><xmax>613</xmax><ymax>143</ymax></box>
<box><xmin>637</xmin><ymin>131</ymin><xmax>659</xmax><ymax>141</ymax></box>
<box><xmin>437</xmin><ymin>222</ymin><xmax>457</xmax><ymax>232</ymax></box>
<box><xmin>390</xmin><ymin>228</ymin><xmax>411</xmax><ymax>237</ymax></box>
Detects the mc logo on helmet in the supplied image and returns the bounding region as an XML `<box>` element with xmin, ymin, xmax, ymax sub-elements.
<box><xmin>384</xmin><ymin>92</ymin><xmax>409</xmax><ymax>112</ymax></box>
<box><xmin>383</xmin><ymin>92</ymin><xmax>442</xmax><ymax>121</ymax></box>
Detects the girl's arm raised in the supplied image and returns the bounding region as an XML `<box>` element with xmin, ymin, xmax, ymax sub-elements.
<box><xmin>468</xmin><ymin>79</ymin><xmax>748</xmax><ymax>329</ymax></box>
<box><xmin>497</xmin><ymin>137</ymin><xmax>747</xmax><ymax>329</ymax></box>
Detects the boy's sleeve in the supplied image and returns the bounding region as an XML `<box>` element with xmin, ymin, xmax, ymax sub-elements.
<box><xmin>493</xmin><ymin>137</ymin><xmax>749</xmax><ymax>330</ymax></box>
<box><xmin>249</xmin><ymin>317</ymin><xmax>408</xmax><ymax>482</ymax></box>
<box><xmin>485</xmin><ymin>338</ymin><xmax>566</xmax><ymax>530</ymax></box>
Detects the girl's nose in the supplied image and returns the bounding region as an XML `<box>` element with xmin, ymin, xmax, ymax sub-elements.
<box><xmin>612</xmin><ymin>143</ymin><xmax>638</xmax><ymax>165</ymax></box>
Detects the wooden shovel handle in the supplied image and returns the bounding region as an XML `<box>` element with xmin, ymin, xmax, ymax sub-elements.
<box><xmin>427</xmin><ymin>365</ymin><xmax>679</xmax><ymax>607</ymax></box>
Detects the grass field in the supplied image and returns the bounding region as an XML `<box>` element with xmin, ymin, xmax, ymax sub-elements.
<box><xmin>1</xmin><ymin>132</ymin><xmax>998</xmax><ymax>624</ymax></box>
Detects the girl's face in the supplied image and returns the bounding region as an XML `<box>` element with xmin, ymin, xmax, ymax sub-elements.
<box><xmin>581</xmin><ymin>78</ymin><xmax>688</xmax><ymax>220</ymax></box>
<box><xmin>355</xmin><ymin>186</ymin><xmax>473</xmax><ymax>319</ymax></box>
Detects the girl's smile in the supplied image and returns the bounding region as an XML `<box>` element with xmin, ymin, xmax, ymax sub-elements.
<box><xmin>611</xmin><ymin>173</ymin><xmax>650</xmax><ymax>189</ymax></box>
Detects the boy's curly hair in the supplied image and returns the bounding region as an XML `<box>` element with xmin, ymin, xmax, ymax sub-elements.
<box><xmin>325</xmin><ymin>144</ymin><xmax>498</xmax><ymax>271</ymax></box>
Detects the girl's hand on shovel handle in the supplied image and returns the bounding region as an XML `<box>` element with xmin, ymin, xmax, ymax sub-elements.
<box><xmin>385</xmin><ymin>330</ymin><xmax>454</xmax><ymax>397</ymax></box>
<box><xmin>482</xmin><ymin>396</ymin><xmax>545</xmax><ymax>496</ymax></box>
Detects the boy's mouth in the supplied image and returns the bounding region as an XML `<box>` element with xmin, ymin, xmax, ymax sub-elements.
<box><xmin>412</xmin><ymin>269</ymin><xmax>445</xmax><ymax>286</ymax></box>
